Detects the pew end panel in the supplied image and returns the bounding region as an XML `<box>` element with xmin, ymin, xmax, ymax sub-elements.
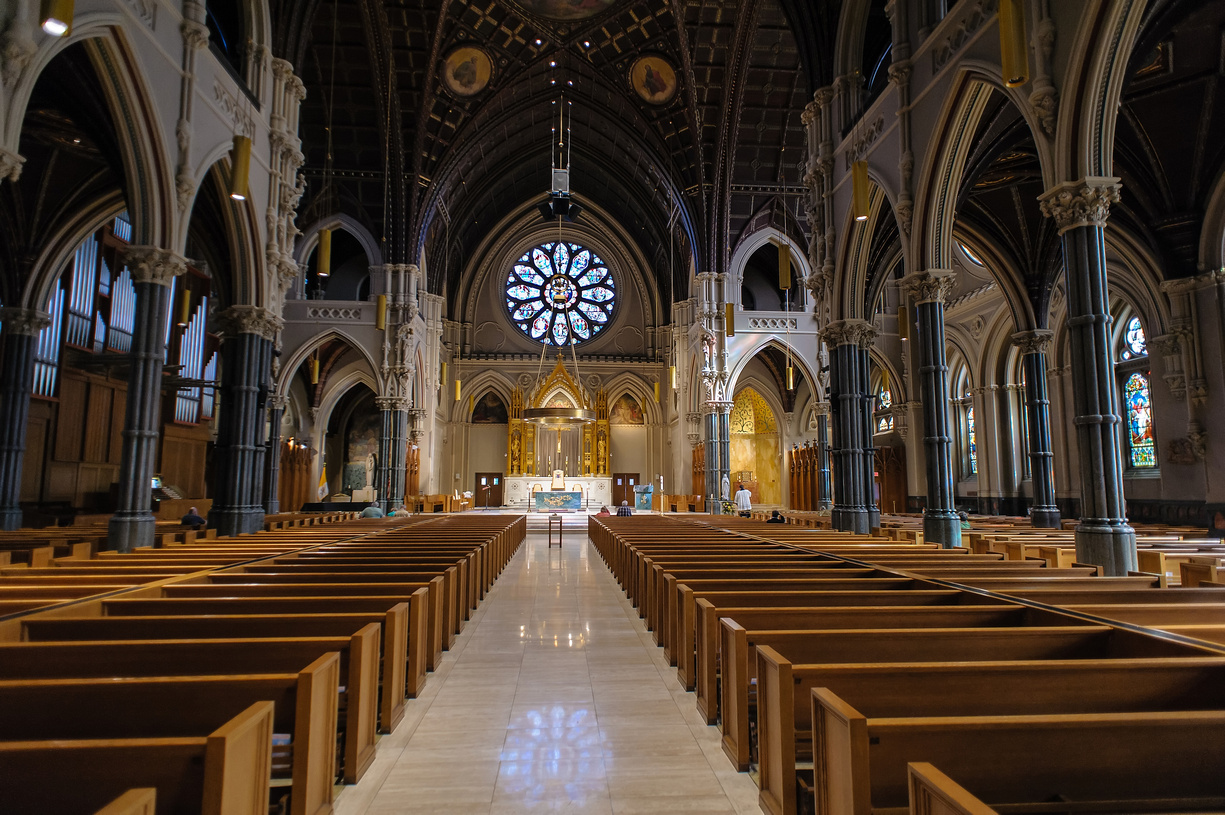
<box><xmin>346</xmin><ymin>623</ymin><xmax>381</xmax><ymax>784</ymax></box>
<box><xmin>92</xmin><ymin>789</ymin><xmax>158</xmax><ymax>815</ymax></box>
<box><xmin>202</xmin><ymin>701</ymin><xmax>276</xmax><ymax>815</ymax></box>
<box><xmin>757</xmin><ymin>645</ymin><xmax>797</xmax><ymax>815</ymax></box>
<box><xmin>906</xmin><ymin>763</ymin><xmax>997</xmax><ymax>815</ymax></box>
<box><xmin>292</xmin><ymin>652</ymin><xmax>341</xmax><ymax>815</ymax></box>
<box><xmin>719</xmin><ymin>619</ymin><xmax>752</xmax><ymax>771</ymax></box>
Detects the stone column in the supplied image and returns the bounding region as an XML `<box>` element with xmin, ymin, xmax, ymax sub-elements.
<box><xmin>376</xmin><ymin>397</ymin><xmax>409</xmax><ymax>512</ymax></box>
<box><xmin>901</xmin><ymin>270</ymin><xmax>961</xmax><ymax>548</ymax></box>
<box><xmin>1012</xmin><ymin>330</ymin><xmax>1061</xmax><ymax>528</ymax></box>
<box><xmin>858</xmin><ymin>347</ymin><xmax>880</xmax><ymax>530</ymax></box>
<box><xmin>208</xmin><ymin>306</ymin><xmax>280</xmax><ymax>536</ymax></box>
<box><xmin>703</xmin><ymin>407</ymin><xmax>720</xmax><ymax>511</ymax></box>
<box><xmin>0</xmin><ymin>309</ymin><xmax>50</xmax><ymax>530</ymax></box>
<box><xmin>1039</xmin><ymin>178</ymin><xmax>1137</xmax><ymax>574</ymax></box>
<box><xmin>264</xmin><ymin>395</ymin><xmax>287</xmax><ymax>515</ymax></box>
<box><xmin>822</xmin><ymin>321</ymin><xmax>876</xmax><ymax>533</ymax></box>
<box><xmin>108</xmin><ymin>247</ymin><xmax>186</xmax><ymax>552</ymax></box>
<box><xmin>717</xmin><ymin>401</ymin><xmax>732</xmax><ymax>506</ymax></box>
<box><xmin>815</xmin><ymin>402</ymin><xmax>833</xmax><ymax>510</ymax></box>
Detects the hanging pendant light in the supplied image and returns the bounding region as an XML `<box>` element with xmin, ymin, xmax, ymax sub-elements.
<box><xmin>778</xmin><ymin>242</ymin><xmax>792</xmax><ymax>290</ymax></box>
<box><xmin>40</xmin><ymin>0</ymin><xmax>73</xmax><ymax>36</ymax></box>
<box><xmin>455</xmin><ymin>379</ymin><xmax>461</xmax><ymax>402</ymax></box>
<box><xmin>787</xmin><ymin>366</ymin><xmax>795</xmax><ymax>391</ymax></box>
<box><xmin>999</xmin><ymin>0</ymin><xmax>1030</xmax><ymax>88</ymax></box>
<box><xmin>440</xmin><ymin>361</ymin><xmax>447</xmax><ymax>388</ymax></box>
<box><xmin>178</xmin><ymin>288</ymin><xmax>191</xmax><ymax>328</ymax></box>
<box><xmin>229</xmin><ymin>135</ymin><xmax>251</xmax><ymax>201</ymax></box>
<box><xmin>654</xmin><ymin>381</ymin><xmax>660</xmax><ymax>403</ymax></box>
<box><xmin>310</xmin><ymin>356</ymin><xmax>320</xmax><ymax>385</ymax></box>
<box><xmin>316</xmin><ymin>228</ymin><xmax>332</xmax><ymax>278</ymax></box>
<box><xmin>852</xmin><ymin>161</ymin><xmax>870</xmax><ymax>222</ymax></box>
<box><xmin>669</xmin><ymin>365</ymin><xmax>677</xmax><ymax>390</ymax></box>
<box><xmin>469</xmin><ymin>393</ymin><xmax>475</xmax><ymax>414</ymax></box>
<box><xmin>725</xmin><ymin>302</ymin><xmax>735</xmax><ymax>338</ymax></box>
<box><xmin>376</xmin><ymin>294</ymin><xmax>387</xmax><ymax>330</ymax></box>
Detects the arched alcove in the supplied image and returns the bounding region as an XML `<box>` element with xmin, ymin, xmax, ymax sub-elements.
<box><xmin>729</xmin><ymin>387</ymin><xmax>782</xmax><ymax>505</ymax></box>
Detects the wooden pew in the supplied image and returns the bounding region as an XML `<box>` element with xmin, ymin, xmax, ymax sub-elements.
<box><xmin>758</xmin><ymin>650</ymin><xmax>1225</xmax><ymax>815</ymax></box>
<box><xmin>0</xmin><ymin>701</ymin><xmax>274</xmax><ymax>815</ymax></box>
<box><xmin>20</xmin><ymin>616</ymin><xmax>384</xmax><ymax>774</ymax></box>
<box><xmin>93</xmin><ymin>789</ymin><xmax>158</xmax><ymax>815</ymax></box>
<box><xmin>0</xmin><ymin>652</ymin><xmax>341</xmax><ymax>815</ymax></box>
<box><xmin>718</xmin><ymin>622</ymin><xmax>1199</xmax><ymax>775</ymax></box>
<box><xmin>810</xmin><ymin>689</ymin><xmax>1225</xmax><ymax>815</ymax></box>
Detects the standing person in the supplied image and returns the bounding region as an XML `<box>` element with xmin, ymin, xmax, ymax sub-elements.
<box><xmin>616</xmin><ymin>500</ymin><xmax>633</xmax><ymax>517</ymax></box>
<box><xmin>734</xmin><ymin>483</ymin><xmax>752</xmax><ymax>518</ymax></box>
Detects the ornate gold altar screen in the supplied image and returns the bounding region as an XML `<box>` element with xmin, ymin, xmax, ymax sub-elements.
<box><xmin>507</xmin><ymin>356</ymin><xmax>610</xmax><ymax>477</ymax></box>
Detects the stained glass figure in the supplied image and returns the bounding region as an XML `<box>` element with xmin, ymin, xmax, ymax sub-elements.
<box><xmin>1124</xmin><ymin>372</ymin><xmax>1155</xmax><ymax>468</ymax></box>
<box><xmin>1122</xmin><ymin>316</ymin><xmax>1147</xmax><ymax>360</ymax></box>
<box><xmin>506</xmin><ymin>242</ymin><xmax>615</xmax><ymax>345</ymax></box>
<box><xmin>967</xmin><ymin>406</ymin><xmax>978</xmax><ymax>475</ymax></box>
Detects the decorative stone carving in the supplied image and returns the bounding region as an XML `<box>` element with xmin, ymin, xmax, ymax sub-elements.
<box><xmin>0</xmin><ymin>308</ymin><xmax>50</xmax><ymax>336</ymax></box>
<box><xmin>819</xmin><ymin>319</ymin><xmax>877</xmax><ymax>349</ymax></box>
<box><xmin>181</xmin><ymin>19</ymin><xmax>209</xmax><ymax>49</ymax></box>
<box><xmin>1167</xmin><ymin>438</ymin><xmax>1199</xmax><ymax>466</ymax></box>
<box><xmin>1038</xmin><ymin>177</ymin><xmax>1122</xmax><ymax>234</ymax></box>
<box><xmin>0</xmin><ymin>148</ymin><xmax>24</xmax><ymax>183</ymax></box>
<box><xmin>125</xmin><ymin>0</ymin><xmax>157</xmax><ymax>26</ymax></box>
<box><xmin>845</xmin><ymin>117</ymin><xmax>885</xmax><ymax>168</ymax></box>
<box><xmin>1011</xmin><ymin>329</ymin><xmax>1054</xmax><ymax>356</ymax></box>
<box><xmin>900</xmin><ymin>270</ymin><xmax>955</xmax><ymax>305</ymax></box>
<box><xmin>931</xmin><ymin>0</ymin><xmax>998</xmax><ymax>70</ymax></box>
<box><xmin>1030</xmin><ymin>86</ymin><xmax>1058</xmax><ymax>139</ymax></box>
<box><xmin>1</xmin><ymin>13</ymin><xmax>36</xmax><ymax>88</ymax></box>
<box><xmin>215</xmin><ymin>305</ymin><xmax>284</xmax><ymax>340</ymax></box>
<box><xmin>375</xmin><ymin>396</ymin><xmax>409</xmax><ymax>412</ymax></box>
<box><xmin>123</xmin><ymin>247</ymin><xmax>187</xmax><ymax>287</ymax></box>
<box><xmin>267</xmin><ymin>395</ymin><xmax>289</xmax><ymax>411</ymax></box>
<box><xmin>214</xmin><ymin>81</ymin><xmax>256</xmax><ymax>137</ymax></box>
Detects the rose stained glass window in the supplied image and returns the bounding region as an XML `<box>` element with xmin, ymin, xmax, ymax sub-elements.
<box><xmin>505</xmin><ymin>242</ymin><xmax>615</xmax><ymax>346</ymax></box>
<box><xmin>1124</xmin><ymin>372</ymin><xmax>1155</xmax><ymax>468</ymax></box>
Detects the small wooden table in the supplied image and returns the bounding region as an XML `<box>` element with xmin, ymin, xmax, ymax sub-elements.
<box><xmin>548</xmin><ymin>514</ymin><xmax>563</xmax><ymax>548</ymax></box>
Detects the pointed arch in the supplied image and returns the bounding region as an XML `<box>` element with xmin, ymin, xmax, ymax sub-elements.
<box><xmin>276</xmin><ymin>329</ymin><xmax>384</xmax><ymax>397</ymax></box>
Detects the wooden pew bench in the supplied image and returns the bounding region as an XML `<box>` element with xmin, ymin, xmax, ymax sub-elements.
<box><xmin>810</xmin><ymin>690</ymin><xmax>1225</xmax><ymax>815</ymax></box>
<box><xmin>718</xmin><ymin>622</ymin><xmax>1194</xmax><ymax>775</ymax></box>
<box><xmin>757</xmin><ymin>650</ymin><xmax>1225</xmax><ymax>815</ymax></box>
<box><xmin>0</xmin><ymin>701</ymin><xmax>274</xmax><ymax>815</ymax></box>
<box><xmin>0</xmin><ymin>654</ymin><xmax>341</xmax><ymax>815</ymax></box>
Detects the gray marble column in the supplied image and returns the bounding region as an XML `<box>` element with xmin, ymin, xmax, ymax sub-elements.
<box><xmin>901</xmin><ymin>271</ymin><xmax>961</xmax><ymax>548</ymax></box>
<box><xmin>815</xmin><ymin>402</ymin><xmax>833</xmax><ymax>510</ymax></box>
<box><xmin>858</xmin><ymin>347</ymin><xmax>880</xmax><ymax>530</ymax></box>
<box><xmin>264</xmin><ymin>395</ymin><xmax>287</xmax><ymax>515</ymax></box>
<box><xmin>208</xmin><ymin>307</ymin><xmax>280</xmax><ymax>536</ymax></box>
<box><xmin>108</xmin><ymin>248</ymin><xmax>186</xmax><ymax>552</ymax></box>
<box><xmin>376</xmin><ymin>397</ymin><xmax>409</xmax><ymax>512</ymax></box>
<box><xmin>1040</xmin><ymin>178</ymin><xmax>1137</xmax><ymax>574</ymax></box>
<box><xmin>0</xmin><ymin>309</ymin><xmax>50</xmax><ymax>530</ymax></box>
<box><xmin>821</xmin><ymin>321</ymin><xmax>876</xmax><ymax>534</ymax></box>
<box><xmin>1013</xmin><ymin>330</ymin><xmax>1061</xmax><ymax>528</ymax></box>
<box><xmin>703</xmin><ymin>408</ymin><xmax>719</xmax><ymax>511</ymax></box>
<box><xmin>717</xmin><ymin>401</ymin><xmax>732</xmax><ymax>505</ymax></box>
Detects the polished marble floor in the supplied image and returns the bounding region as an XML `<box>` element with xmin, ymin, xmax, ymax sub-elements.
<box><xmin>334</xmin><ymin>515</ymin><xmax>764</xmax><ymax>814</ymax></box>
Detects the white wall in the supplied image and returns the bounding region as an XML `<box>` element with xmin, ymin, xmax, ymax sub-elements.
<box><xmin>610</xmin><ymin>426</ymin><xmax>649</xmax><ymax>477</ymax></box>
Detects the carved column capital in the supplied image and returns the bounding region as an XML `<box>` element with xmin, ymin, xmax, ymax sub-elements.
<box><xmin>1038</xmin><ymin>177</ymin><xmax>1121</xmax><ymax>234</ymax></box>
<box><xmin>123</xmin><ymin>247</ymin><xmax>187</xmax><ymax>287</ymax></box>
<box><xmin>267</xmin><ymin>394</ymin><xmax>289</xmax><ymax>411</ymax></box>
<box><xmin>375</xmin><ymin>396</ymin><xmax>409</xmax><ymax>412</ymax></box>
<box><xmin>0</xmin><ymin>148</ymin><xmax>25</xmax><ymax>183</ymax></box>
<box><xmin>214</xmin><ymin>305</ymin><xmax>283</xmax><ymax>340</ymax></box>
<box><xmin>1011</xmin><ymin>329</ymin><xmax>1055</xmax><ymax>355</ymax></box>
<box><xmin>181</xmin><ymin>19</ymin><xmax>209</xmax><ymax>50</ymax></box>
<box><xmin>812</xmin><ymin>401</ymin><xmax>831</xmax><ymax>416</ymax></box>
<box><xmin>0</xmin><ymin>308</ymin><xmax>51</xmax><ymax>336</ymax></box>
<box><xmin>900</xmin><ymin>270</ymin><xmax>956</xmax><ymax>305</ymax></box>
<box><xmin>820</xmin><ymin>319</ymin><xmax>877</xmax><ymax>349</ymax></box>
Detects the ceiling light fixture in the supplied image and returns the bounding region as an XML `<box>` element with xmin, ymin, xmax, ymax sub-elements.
<box><xmin>851</xmin><ymin>160</ymin><xmax>870</xmax><ymax>222</ymax></box>
<box><xmin>228</xmin><ymin>135</ymin><xmax>251</xmax><ymax>200</ymax></box>
<box><xmin>40</xmin><ymin>0</ymin><xmax>73</xmax><ymax>36</ymax></box>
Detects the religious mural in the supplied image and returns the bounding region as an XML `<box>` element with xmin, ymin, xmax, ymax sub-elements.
<box><xmin>513</xmin><ymin>0</ymin><xmax>617</xmax><ymax>21</ymax></box>
<box><xmin>629</xmin><ymin>56</ymin><xmax>677</xmax><ymax>105</ymax></box>
<box><xmin>608</xmin><ymin>393</ymin><xmax>644</xmax><ymax>425</ymax></box>
<box><xmin>472</xmin><ymin>392</ymin><xmax>509</xmax><ymax>424</ymax></box>
<box><xmin>343</xmin><ymin>408</ymin><xmax>380</xmax><ymax>492</ymax></box>
<box><xmin>443</xmin><ymin>46</ymin><xmax>493</xmax><ymax>97</ymax></box>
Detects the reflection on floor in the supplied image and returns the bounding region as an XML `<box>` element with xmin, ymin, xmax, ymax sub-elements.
<box><xmin>334</xmin><ymin>514</ymin><xmax>764</xmax><ymax>814</ymax></box>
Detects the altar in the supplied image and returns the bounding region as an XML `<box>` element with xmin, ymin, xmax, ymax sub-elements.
<box><xmin>534</xmin><ymin>491</ymin><xmax>583</xmax><ymax>512</ymax></box>
<box><xmin>505</xmin><ymin>476</ymin><xmax>612</xmax><ymax>510</ymax></box>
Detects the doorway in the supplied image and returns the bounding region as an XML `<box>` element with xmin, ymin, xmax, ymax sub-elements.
<box><xmin>474</xmin><ymin>473</ymin><xmax>503</xmax><ymax>508</ymax></box>
<box><xmin>612</xmin><ymin>473</ymin><xmax>639</xmax><ymax>508</ymax></box>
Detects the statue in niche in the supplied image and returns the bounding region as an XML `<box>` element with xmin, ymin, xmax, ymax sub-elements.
<box><xmin>701</xmin><ymin>330</ymin><xmax>717</xmax><ymax>370</ymax></box>
<box><xmin>721</xmin><ymin>473</ymin><xmax>730</xmax><ymax>501</ymax></box>
<box><xmin>365</xmin><ymin>453</ymin><xmax>377</xmax><ymax>489</ymax></box>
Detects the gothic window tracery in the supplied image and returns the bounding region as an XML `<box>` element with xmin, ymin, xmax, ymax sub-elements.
<box><xmin>505</xmin><ymin>242</ymin><xmax>615</xmax><ymax>346</ymax></box>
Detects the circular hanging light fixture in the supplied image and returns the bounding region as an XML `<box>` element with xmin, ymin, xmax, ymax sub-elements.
<box><xmin>521</xmin><ymin>405</ymin><xmax>596</xmax><ymax>427</ymax></box>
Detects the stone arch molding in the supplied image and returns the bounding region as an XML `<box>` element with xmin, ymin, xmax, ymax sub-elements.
<box><xmin>727</xmin><ymin>337</ymin><xmax>822</xmax><ymax>405</ymax></box>
<box><xmin>295</xmin><ymin>214</ymin><xmax>385</xmax><ymax>269</ymax></box>
<box><xmin>728</xmin><ymin>227</ymin><xmax>813</xmax><ymax>309</ymax></box>
<box><xmin>4</xmin><ymin>17</ymin><xmax>174</xmax><ymax>251</ymax></box>
<box><xmin>276</xmin><ymin>328</ymin><xmax>385</xmax><ymax>398</ymax></box>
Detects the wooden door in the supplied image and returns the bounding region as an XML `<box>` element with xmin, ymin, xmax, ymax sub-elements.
<box><xmin>474</xmin><ymin>473</ymin><xmax>504</xmax><ymax>507</ymax></box>
<box><xmin>612</xmin><ymin>473</ymin><xmax>639</xmax><ymax>507</ymax></box>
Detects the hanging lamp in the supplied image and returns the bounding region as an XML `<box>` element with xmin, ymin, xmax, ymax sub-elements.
<box><xmin>999</xmin><ymin>0</ymin><xmax>1030</xmax><ymax>88</ymax></box>
<box><xmin>317</xmin><ymin>228</ymin><xmax>332</xmax><ymax>277</ymax></box>
<box><xmin>40</xmin><ymin>0</ymin><xmax>73</xmax><ymax>36</ymax></box>
<box><xmin>852</xmin><ymin>161</ymin><xmax>870</xmax><ymax>222</ymax></box>
<box><xmin>228</xmin><ymin>135</ymin><xmax>251</xmax><ymax>201</ymax></box>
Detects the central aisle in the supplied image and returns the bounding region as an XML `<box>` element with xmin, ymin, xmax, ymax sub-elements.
<box><xmin>336</xmin><ymin>515</ymin><xmax>764</xmax><ymax>814</ymax></box>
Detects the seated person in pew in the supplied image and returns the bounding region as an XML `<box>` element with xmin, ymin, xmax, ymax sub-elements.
<box><xmin>766</xmin><ymin>511</ymin><xmax>786</xmax><ymax>524</ymax></box>
<box><xmin>360</xmin><ymin>505</ymin><xmax>385</xmax><ymax>518</ymax></box>
<box><xmin>180</xmin><ymin>506</ymin><xmax>206</xmax><ymax>530</ymax></box>
<box><xmin>1208</xmin><ymin>509</ymin><xmax>1225</xmax><ymax>539</ymax></box>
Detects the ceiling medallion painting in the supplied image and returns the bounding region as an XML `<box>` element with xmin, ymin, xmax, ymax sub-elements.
<box><xmin>443</xmin><ymin>46</ymin><xmax>493</xmax><ymax>97</ymax></box>
<box><xmin>512</xmin><ymin>0</ymin><xmax>619</xmax><ymax>21</ymax></box>
<box><xmin>629</xmin><ymin>56</ymin><xmax>677</xmax><ymax>105</ymax></box>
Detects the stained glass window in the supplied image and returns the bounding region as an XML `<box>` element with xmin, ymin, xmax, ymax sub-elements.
<box><xmin>505</xmin><ymin>242</ymin><xmax>615</xmax><ymax>346</ymax></box>
<box><xmin>878</xmin><ymin>388</ymin><xmax>892</xmax><ymax>410</ymax></box>
<box><xmin>967</xmin><ymin>406</ymin><xmax>978</xmax><ymax>475</ymax></box>
<box><xmin>1121</xmin><ymin>316</ymin><xmax>1147</xmax><ymax>360</ymax></box>
<box><xmin>1124</xmin><ymin>372</ymin><xmax>1155</xmax><ymax>468</ymax></box>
